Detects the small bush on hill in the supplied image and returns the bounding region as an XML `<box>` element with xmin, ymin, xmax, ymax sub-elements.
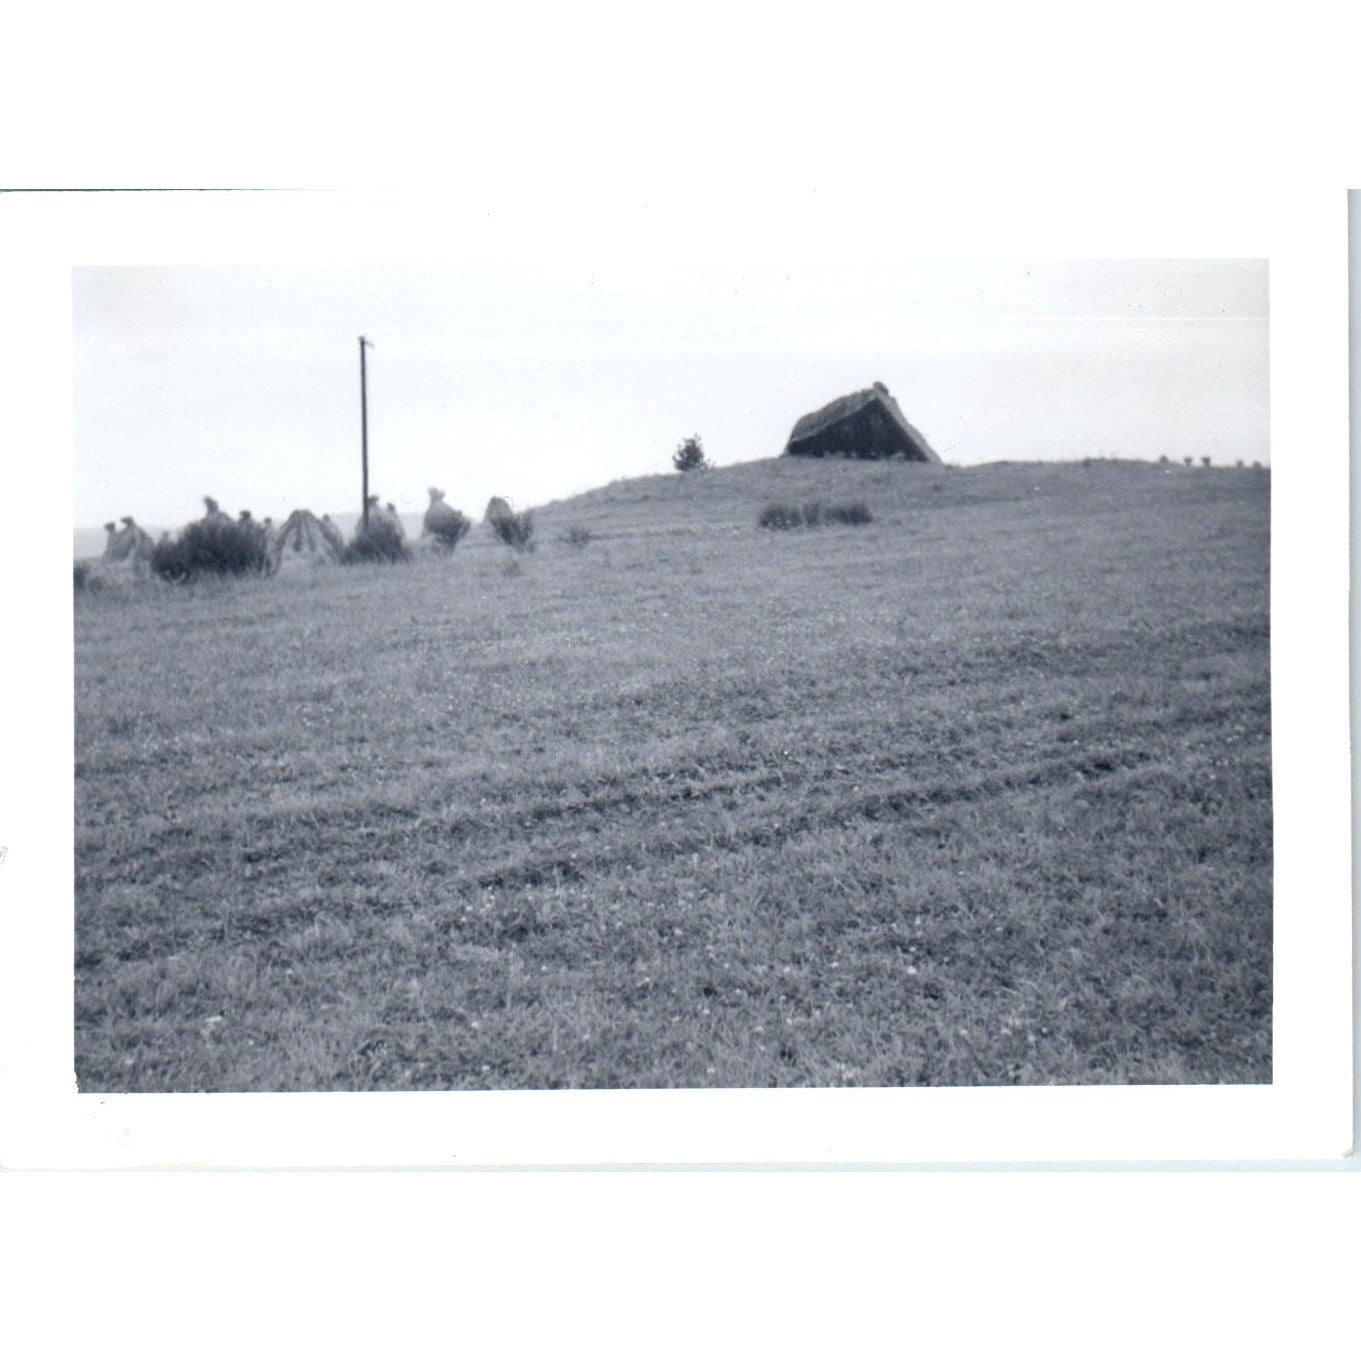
<box><xmin>561</xmin><ymin>524</ymin><xmax>597</xmax><ymax>548</ymax></box>
<box><xmin>758</xmin><ymin>500</ymin><xmax>873</xmax><ymax>531</ymax></box>
<box><xmin>492</xmin><ymin>509</ymin><xmax>535</xmax><ymax>553</ymax></box>
<box><xmin>344</xmin><ymin>519</ymin><xmax>411</xmax><ymax>564</ymax></box>
<box><xmin>153</xmin><ymin>519</ymin><xmax>269</xmax><ymax>581</ymax></box>
<box><xmin>673</xmin><ymin>434</ymin><xmax>707</xmax><ymax>472</ymax></box>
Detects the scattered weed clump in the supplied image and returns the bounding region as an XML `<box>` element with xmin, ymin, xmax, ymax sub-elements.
<box><xmin>823</xmin><ymin>500</ymin><xmax>872</xmax><ymax>525</ymax></box>
<box><xmin>152</xmin><ymin>519</ymin><xmax>269</xmax><ymax>581</ymax></box>
<box><xmin>561</xmin><ymin>524</ymin><xmax>597</xmax><ymax>548</ymax></box>
<box><xmin>344</xmin><ymin>520</ymin><xmax>411</xmax><ymax>564</ymax></box>
<box><xmin>758</xmin><ymin>500</ymin><xmax>873</xmax><ymax>530</ymax></box>
<box><xmin>492</xmin><ymin>509</ymin><xmax>535</xmax><ymax>553</ymax></box>
<box><xmin>758</xmin><ymin>502</ymin><xmax>805</xmax><ymax>530</ymax></box>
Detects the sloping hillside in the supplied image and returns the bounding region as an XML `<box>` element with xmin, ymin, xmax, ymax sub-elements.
<box><xmin>73</xmin><ymin>457</ymin><xmax>1271</xmax><ymax>1092</ymax></box>
<box><xmin>536</xmin><ymin>454</ymin><xmax>1199</xmax><ymax>533</ymax></box>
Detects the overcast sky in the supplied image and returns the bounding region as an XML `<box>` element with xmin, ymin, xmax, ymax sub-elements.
<box><xmin>72</xmin><ymin>258</ymin><xmax>1268</xmax><ymax>529</ymax></box>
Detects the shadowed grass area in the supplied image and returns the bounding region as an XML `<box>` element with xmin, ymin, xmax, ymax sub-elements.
<box><xmin>74</xmin><ymin>457</ymin><xmax>1270</xmax><ymax>1091</ymax></box>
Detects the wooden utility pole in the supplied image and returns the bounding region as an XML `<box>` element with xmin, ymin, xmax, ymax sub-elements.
<box><xmin>359</xmin><ymin>335</ymin><xmax>374</xmax><ymax>527</ymax></box>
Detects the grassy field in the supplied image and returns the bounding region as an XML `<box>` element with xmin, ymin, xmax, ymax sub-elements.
<box><xmin>73</xmin><ymin>457</ymin><xmax>1272</xmax><ymax>1091</ymax></box>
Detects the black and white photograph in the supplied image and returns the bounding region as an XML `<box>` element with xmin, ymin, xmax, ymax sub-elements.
<box><xmin>69</xmin><ymin>255</ymin><xmax>1273</xmax><ymax>1095</ymax></box>
<box><xmin>1</xmin><ymin>12</ymin><xmax>1357</xmax><ymax>1354</ymax></box>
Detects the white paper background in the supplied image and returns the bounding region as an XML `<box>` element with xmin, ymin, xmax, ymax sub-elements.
<box><xmin>0</xmin><ymin>2</ymin><xmax>1355</xmax><ymax>1349</ymax></box>
<box><xmin>2</xmin><ymin>186</ymin><xmax>1349</xmax><ymax>1170</ymax></box>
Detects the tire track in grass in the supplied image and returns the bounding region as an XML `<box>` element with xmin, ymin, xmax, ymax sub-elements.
<box><xmin>77</xmin><ymin>681</ymin><xmax>1265</xmax><ymax>916</ymax></box>
<box><xmin>430</xmin><ymin>683</ymin><xmax>1265</xmax><ymax>891</ymax></box>
<box><xmin>459</xmin><ymin>738</ymin><xmax>1182</xmax><ymax>893</ymax></box>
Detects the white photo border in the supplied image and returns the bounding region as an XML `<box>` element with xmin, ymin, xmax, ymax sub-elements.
<box><xmin>0</xmin><ymin>186</ymin><xmax>1349</xmax><ymax>1168</ymax></box>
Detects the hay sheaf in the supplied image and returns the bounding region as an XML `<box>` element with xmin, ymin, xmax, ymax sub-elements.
<box><xmin>268</xmin><ymin>509</ymin><xmax>345</xmax><ymax>573</ymax></box>
<box><xmin>423</xmin><ymin>489</ymin><xmax>472</xmax><ymax>548</ymax></box>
